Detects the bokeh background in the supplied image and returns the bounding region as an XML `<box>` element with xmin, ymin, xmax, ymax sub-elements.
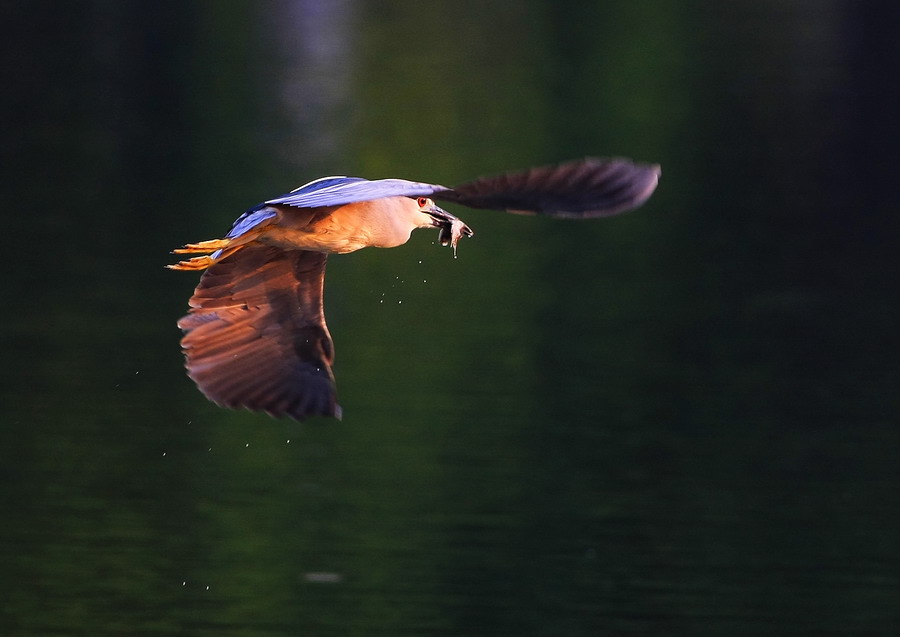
<box><xmin>2</xmin><ymin>1</ymin><xmax>899</xmax><ymax>635</ymax></box>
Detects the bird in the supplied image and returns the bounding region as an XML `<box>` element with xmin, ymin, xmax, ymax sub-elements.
<box><xmin>169</xmin><ymin>157</ymin><xmax>661</xmax><ymax>421</ymax></box>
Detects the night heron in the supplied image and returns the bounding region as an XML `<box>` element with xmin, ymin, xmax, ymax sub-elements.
<box><xmin>170</xmin><ymin>157</ymin><xmax>660</xmax><ymax>421</ymax></box>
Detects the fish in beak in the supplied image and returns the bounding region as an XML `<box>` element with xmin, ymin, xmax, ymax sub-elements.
<box><xmin>426</xmin><ymin>204</ymin><xmax>474</xmax><ymax>257</ymax></box>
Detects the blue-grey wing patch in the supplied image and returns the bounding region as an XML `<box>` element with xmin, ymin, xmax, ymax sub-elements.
<box><xmin>208</xmin><ymin>204</ymin><xmax>279</xmax><ymax>259</ymax></box>
<box><xmin>266</xmin><ymin>177</ymin><xmax>450</xmax><ymax>209</ymax></box>
<box><xmin>226</xmin><ymin>204</ymin><xmax>278</xmax><ymax>239</ymax></box>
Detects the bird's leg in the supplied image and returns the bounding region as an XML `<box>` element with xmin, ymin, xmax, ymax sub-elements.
<box><xmin>168</xmin><ymin>228</ymin><xmax>267</xmax><ymax>270</ymax></box>
<box><xmin>168</xmin><ymin>237</ymin><xmax>232</xmax><ymax>271</ymax></box>
<box><xmin>167</xmin><ymin>245</ymin><xmax>245</xmax><ymax>271</ymax></box>
<box><xmin>172</xmin><ymin>238</ymin><xmax>233</xmax><ymax>254</ymax></box>
<box><xmin>167</xmin><ymin>243</ymin><xmax>242</xmax><ymax>271</ymax></box>
<box><xmin>167</xmin><ymin>255</ymin><xmax>216</xmax><ymax>271</ymax></box>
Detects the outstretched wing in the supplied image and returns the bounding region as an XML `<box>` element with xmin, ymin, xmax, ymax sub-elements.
<box><xmin>178</xmin><ymin>246</ymin><xmax>339</xmax><ymax>421</ymax></box>
<box><xmin>265</xmin><ymin>176</ymin><xmax>450</xmax><ymax>208</ymax></box>
<box><xmin>250</xmin><ymin>158</ymin><xmax>659</xmax><ymax>218</ymax></box>
<box><xmin>434</xmin><ymin>157</ymin><xmax>661</xmax><ymax>218</ymax></box>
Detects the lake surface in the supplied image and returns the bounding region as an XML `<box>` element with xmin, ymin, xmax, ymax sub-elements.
<box><xmin>2</xmin><ymin>2</ymin><xmax>899</xmax><ymax>634</ymax></box>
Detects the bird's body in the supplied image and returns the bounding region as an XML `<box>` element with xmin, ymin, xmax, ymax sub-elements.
<box><xmin>170</xmin><ymin>158</ymin><xmax>661</xmax><ymax>420</ymax></box>
<box><xmin>257</xmin><ymin>197</ymin><xmax>439</xmax><ymax>254</ymax></box>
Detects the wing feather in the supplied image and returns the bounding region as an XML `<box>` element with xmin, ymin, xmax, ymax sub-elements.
<box><xmin>433</xmin><ymin>157</ymin><xmax>660</xmax><ymax>218</ymax></box>
<box><xmin>177</xmin><ymin>246</ymin><xmax>339</xmax><ymax>420</ymax></box>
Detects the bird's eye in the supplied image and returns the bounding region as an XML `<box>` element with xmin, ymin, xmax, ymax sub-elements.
<box><xmin>417</xmin><ymin>197</ymin><xmax>429</xmax><ymax>208</ymax></box>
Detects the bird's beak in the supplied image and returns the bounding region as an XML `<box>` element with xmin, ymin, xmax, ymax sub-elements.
<box><xmin>425</xmin><ymin>204</ymin><xmax>474</xmax><ymax>255</ymax></box>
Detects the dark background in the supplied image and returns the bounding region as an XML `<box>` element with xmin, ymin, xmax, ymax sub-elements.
<box><xmin>1</xmin><ymin>1</ymin><xmax>898</xmax><ymax>634</ymax></box>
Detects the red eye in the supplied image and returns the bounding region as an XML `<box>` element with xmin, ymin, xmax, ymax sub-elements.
<box><xmin>417</xmin><ymin>197</ymin><xmax>429</xmax><ymax>207</ymax></box>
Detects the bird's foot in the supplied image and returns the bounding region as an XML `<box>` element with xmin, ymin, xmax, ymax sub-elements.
<box><xmin>166</xmin><ymin>255</ymin><xmax>216</xmax><ymax>271</ymax></box>
<box><xmin>172</xmin><ymin>238</ymin><xmax>232</xmax><ymax>254</ymax></box>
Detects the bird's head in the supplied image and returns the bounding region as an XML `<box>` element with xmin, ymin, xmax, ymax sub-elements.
<box><xmin>413</xmin><ymin>196</ymin><xmax>474</xmax><ymax>254</ymax></box>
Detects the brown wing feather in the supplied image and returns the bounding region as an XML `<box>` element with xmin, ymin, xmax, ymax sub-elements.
<box><xmin>434</xmin><ymin>157</ymin><xmax>661</xmax><ymax>218</ymax></box>
<box><xmin>177</xmin><ymin>246</ymin><xmax>339</xmax><ymax>420</ymax></box>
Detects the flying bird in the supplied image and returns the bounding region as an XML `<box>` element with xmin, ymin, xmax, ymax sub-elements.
<box><xmin>170</xmin><ymin>157</ymin><xmax>661</xmax><ymax>421</ymax></box>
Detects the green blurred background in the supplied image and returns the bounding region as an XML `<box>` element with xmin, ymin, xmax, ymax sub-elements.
<box><xmin>1</xmin><ymin>1</ymin><xmax>898</xmax><ymax>635</ymax></box>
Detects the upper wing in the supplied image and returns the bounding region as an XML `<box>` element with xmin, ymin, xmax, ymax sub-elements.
<box><xmin>265</xmin><ymin>176</ymin><xmax>450</xmax><ymax>208</ymax></box>
<box><xmin>177</xmin><ymin>246</ymin><xmax>339</xmax><ymax>421</ymax></box>
<box><xmin>433</xmin><ymin>157</ymin><xmax>661</xmax><ymax>218</ymax></box>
